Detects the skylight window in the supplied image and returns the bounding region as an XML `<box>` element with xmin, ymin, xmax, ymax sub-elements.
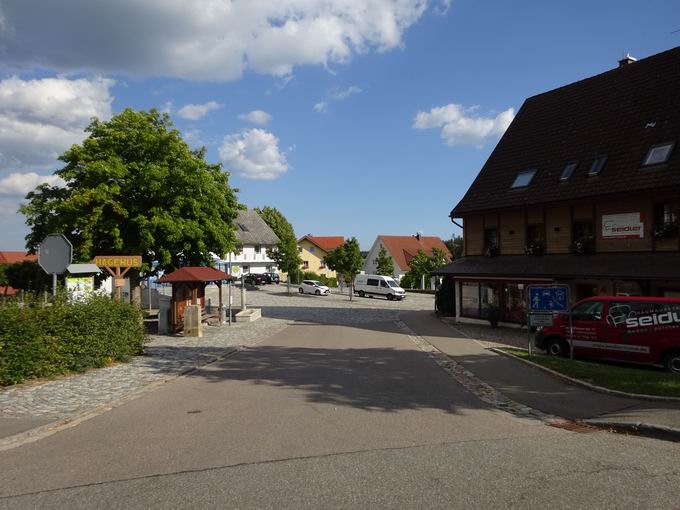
<box><xmin>511</xmin><ymin>170</ymin><xmax>537</xmax><ymax>189</ymax></box>
<box><xmin>588</xmin><ymin>156</ymin><xmax>607</xmax><ymax>176</ymax></box>
<box><xmin>643</xmin><ymin>142</ymin><xmax>674</xmax><ymax>166</ymax></box>
<box><xmin>560</xmin><ymin>162</ymin><xmax>578</xmax><ymax>181</ymax></box>
<box><xmin>238</xmin><ymin>223</ymin><xmax>249</xmax><ymax>232</ymax></box>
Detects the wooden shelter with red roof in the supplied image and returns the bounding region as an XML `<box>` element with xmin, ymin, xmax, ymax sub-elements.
<box><xmin>157</xmin><ymin>266</ymin><xmax>233</xmax><ymax>332</ymax></box>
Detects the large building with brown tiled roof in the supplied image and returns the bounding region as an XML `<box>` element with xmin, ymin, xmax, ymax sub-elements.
<box><xmin>437</xmin><ymin>47</ymin><xmax>680</xmax><ymax>325</ymax></box>
<box><xmin>364</xmin><ymin>234</ymin><xmax>452</xmax><ymax>281</ymax></box>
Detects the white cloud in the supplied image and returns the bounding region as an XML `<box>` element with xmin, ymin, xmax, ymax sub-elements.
<box><xmin>330</xmin><ymin>85</ymin><xmax>362</xmax><ymax>100</ymax></box>
<box><xmin>314</xmin><ymin>85</ymin><xmax>362</xmax><ymax>113</ymax></box>
<box><xmin>413</xmin><ymin>103</ymin><xmax>515</xmax><ymax>146</ymax></box>
<box><xmin>238</xmin><ymin>110</ymin><xmax>272</xmax><ymax>126</ymax></box>
<box><xmin>0</xmin><ymin>76</ymin><xmax>114</xmax><ymax>170</ymax></box>
<box><xmin>219</xmin><ymin>128</ymin><xmax>289</xmax><ymax>180</ymax></box>
<box><xmin>0</xmin><ymin>172</ymin><xmax>64</xmax><ymax>197</ymax></box>
<box><xmin>0</xmin><ymin>1</ymin><xmax>450</xmax><ymax>81</ymax></box>
<box><xmin>177</xmin><ymin>101</ymin><xmax>224</xmax><ymax>120</ymax></box>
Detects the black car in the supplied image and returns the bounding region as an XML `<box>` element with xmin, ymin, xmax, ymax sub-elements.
<box><xmin>263</xmin><ymin>272</ymin><xmax>280</xmax><ymax>284</ymax></box>
<box><xmin>242</xmin><ymin>273</ymin><xmax>266</xmax><ymax>286</ymax></box>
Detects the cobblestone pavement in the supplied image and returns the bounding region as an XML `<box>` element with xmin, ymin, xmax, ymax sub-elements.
<box><xmin>0</xmin><ymin>287</ymin><xmax>435</xmax><ymax>421</ymax></box>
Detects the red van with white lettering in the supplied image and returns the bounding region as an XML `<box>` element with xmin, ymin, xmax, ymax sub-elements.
<box><xmin>534</xmin><ymin>296</ymin><xmax>680</xmax><ymax>373</ymax></box>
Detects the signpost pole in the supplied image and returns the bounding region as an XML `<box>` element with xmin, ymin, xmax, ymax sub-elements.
<box><xmin>569</xmin><ymin>309</ymin><xmax>574</xmax><ymax>361</ymax></box>
<box><xmin>528</xmin><ymin>312</ymin><xmax>532</xmax><ymax>355</ymax></box>
<box><xmin>52</xmin><ymin>273</ymin><xmax>57</xmax><ymax>298</ymax></box>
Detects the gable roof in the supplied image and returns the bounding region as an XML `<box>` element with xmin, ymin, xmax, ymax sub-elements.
<box><xmin>157</xmin><ymin>266</ymin><xmax>233</xmax><ymax>283</ymax></box>
<box><xmin>298</xmin><ymin>235</ymin><xmax>345</xmax><ymax>253</ymax></box>
<box><xmin>379</xmin><ymin>235</ymin><xmax>452</xmax><ymax>271</ymax></box>
<box><xmin>451</xmin><ymin>46</ymin><xmax>680</xmax><ymax>217</ymax></box>
<box><xmin>234</xmin><ymin>209</ymin><xmax>280</xmax><ymax>246</ymax></box>
<box><xmin>0</xmin><ymin>251</ymin><xmax>37</xmax><ymax>265</ymax></box>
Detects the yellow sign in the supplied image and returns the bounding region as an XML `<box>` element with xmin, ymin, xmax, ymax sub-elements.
<box><xmin>94</xmin><ymin>255</ymin><xmax>143</xmax><ymax>268</ymax></box>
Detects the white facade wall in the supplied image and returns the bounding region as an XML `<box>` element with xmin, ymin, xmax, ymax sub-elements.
<box><xmin>363</xmin><ymin>238</ymin><xmax>406</xmax><ymax>281</ymax></box>
<box><xmin>213</xmin><ymin>245</ymin><xmax>277</xmax><ymax>277</ymax></box>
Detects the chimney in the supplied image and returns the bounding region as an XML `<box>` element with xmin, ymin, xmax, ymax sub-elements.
<box><xmin>618</xmin><ymin>53</ymin><xmax>637</xmax><ymax>67</ymax></box>
<box><xmin>415</xmin><ymin>232</ymin><xmax>421</xmax><ymax>241</ymax></box>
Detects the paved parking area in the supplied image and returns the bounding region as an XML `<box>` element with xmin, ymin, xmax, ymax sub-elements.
<box><xmin>0</xmin><ymin>286</ymin><xmax>435</xmax><ymax>425</ymax></box>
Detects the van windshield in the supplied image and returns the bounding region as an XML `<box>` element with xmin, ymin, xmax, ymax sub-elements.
<box><xmin>386</xmin><ymin>280</ymin><xmax>400</xmax><ymax>288</ymax></box>
<box><xmin>572</xmin><ymin>300</ymin><xmax>603</xmax><ymax>321</ymax></box>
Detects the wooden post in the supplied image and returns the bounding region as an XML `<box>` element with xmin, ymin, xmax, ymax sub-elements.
<box><xmin>218</xmin><ymin>281</ymin><xmax>223</xmax><ymax>309</ymax></box>
<box><xmin>191</xmin><ymin>286</ymin><xmax>198</xmax><ymax>305</ymax></box>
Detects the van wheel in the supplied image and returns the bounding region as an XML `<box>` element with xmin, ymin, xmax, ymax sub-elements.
<box><xmin>358</xmin><ymin>291</ymin><xmax>365</xmax><ymax>298</ymax></box>
<box><xmin>298</xmin><ymin>288</ymin><xmax>304</xmax><ymax>294</ymax></box>
<box><xmin>545</xmin><ymin>337</ymin><xmax>569</xmax><ymax>358</ymax></box>
<box><xmin>663</xmin><ymin>350</ymin><xmax>680</xmax><ymax>374</ymax></box>
<box><xmin>386</xmin><ymin>294</ymin><xmax>394</xmax><ymax>301</ymax></box>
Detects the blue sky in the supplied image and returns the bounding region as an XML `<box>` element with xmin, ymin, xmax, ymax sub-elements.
<box><xmin>0</xmin><ymin>0</ymin><xmax>679</xmax><ymax>250</ymax></box>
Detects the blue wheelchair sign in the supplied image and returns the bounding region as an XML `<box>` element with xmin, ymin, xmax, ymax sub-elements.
<box><xmin>528</xmin><ymin>285</ymin><xmax>570</xmax><ymax>313</ymax></box>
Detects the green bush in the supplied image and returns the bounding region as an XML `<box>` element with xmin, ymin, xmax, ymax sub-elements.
<box><xmin>0</xmin><ymin>295</ymin><xmax>145</xmax><ymax>385</ymax></box>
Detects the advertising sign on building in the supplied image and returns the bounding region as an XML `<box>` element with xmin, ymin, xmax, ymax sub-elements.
<box><xmin>602</xmin><ymin>213</ymin><xmax>644</xmax><ymax>239</ymax></box>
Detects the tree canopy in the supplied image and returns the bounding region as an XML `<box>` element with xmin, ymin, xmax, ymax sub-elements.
<box><xmin>325</xmin><ymin>237</ymin><xmax>363</xmax><ymax>300</ymax></box>
<box><xmin>375</xmin><ymin>245</ymin><xmax>394</xmax><ymax>276</ymax></box>
<box><xmin>254</xmin><ymin>206</ymin><xmax>302</xmax><ymax>290</ymax></box>
<box><xmin>445</xmin><ymin>235</ymin><xmax>463</xmax><ymax>259</ymax></box>
<box><xmin>21</xmin><ymin>108</ymin><xmax>239</xmax><ymax>275</ymax></box>
<box><xmin>2</xmin><ymin>261</ymin><xmax>51</xmax><ymax>294</ymax></box>
<box><xmin>400</xmin><ymin>248</ymin><xmax>447</xmax><ymax>289</ymax></box>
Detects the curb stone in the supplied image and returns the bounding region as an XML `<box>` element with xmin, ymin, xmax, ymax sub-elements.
<box><xmin>0</xmin><ymin>347</ymin><xmax>241</xmax><ymax>452</ymax></box>
<box><xmin>582</xmin><ymin>420</ymin><xmax>680</xmax><ymax>442</ymax></box>
<box><xmin>491</xmin><ymin>347</ymin><xmax>680</xmax><ymax>403</ymax></box>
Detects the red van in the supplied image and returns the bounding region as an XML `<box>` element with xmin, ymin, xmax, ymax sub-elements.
<box><xmin>534</xmin><ymin>296</ymin><xmax>680</xmax><ymax>373</ymax></box>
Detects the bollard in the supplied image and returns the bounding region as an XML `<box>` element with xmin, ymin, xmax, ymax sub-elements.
<box><xmin>219</xmin><ymin>304</ymin><xmax>227</xmax><ymax>325</ymax></box>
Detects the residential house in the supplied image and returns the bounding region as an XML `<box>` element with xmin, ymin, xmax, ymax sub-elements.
<box><xmin>297</xmin><ymin>235</ymin><xmax>344</xmax><ymax>278</ymax></box>
<box><xmin>363</xmin><ymin>234</ymin><xmax>452</xmax><ymax>281</ymax></box>
<box><xmin>213</xmin><ymin>209</ymin><xmax>280</xmax><ymax>277</ymax></box>
<box><xmin>0</xmin><ymin>251</ymin><xmax>37</xmax><ymax>296</ymax></box>
<box><xmin>436</xmin><ymin>48</ymin><xmax>680</xmax><ymax>325</ymax></box>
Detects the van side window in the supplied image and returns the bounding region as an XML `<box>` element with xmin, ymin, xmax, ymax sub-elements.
<box><xmin>380</xmin><ymin>280</ymin><xmax>388</xmax><ymax>288</ymax></box>
<box><xmin>367</xmin><ymin>278</ymin><xmax>379</xmax><ymax>286</ymax></box>
<box><xmin>572</xmin><ymin>300</ymin><xmax>603</xmax><ymax>321</ymax></box>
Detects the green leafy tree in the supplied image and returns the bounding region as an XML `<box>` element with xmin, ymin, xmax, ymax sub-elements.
<box><xmin>4</xmin><ymin>261</ymin><xmax>52</xmax><ymax>295</ymax></box>
<box><xmin>254</xmin><ymin>206</ymin><xmax>302</xmax><ymax>294</ymax></box>
<box><xmin>445</xmin><ymin>235</ymin><xmax>463</xmax><ymax>259</ymax></box>
<box><xmin>325</xmin><ymin>237</ymin><xmax>363</xmax><ymax>300</ymax></box>
<box><xmin>401</xmin><ymin>248</ymin><xmax>448</xmax><ymax>289</ymax></box>
<box><xmin>21</xmin><ymin>108</ymin><xmax>240</xmax><ymax>303</ymax></box>
<box><xmin>375</xmin><ymin>245</ymin><xmax>394</xmax><ymax>276</ymax></box>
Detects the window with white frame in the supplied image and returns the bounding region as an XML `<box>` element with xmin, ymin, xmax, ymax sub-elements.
<box><xmin>643</xmin><ymin>142</ymin><xmax>674</xmax><ymax>166</ymax></box>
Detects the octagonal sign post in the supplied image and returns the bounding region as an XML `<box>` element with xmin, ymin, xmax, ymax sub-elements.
<box><xmin>38</xmin><ymin>234</ymin><xmax>73</xmax><ymax>297</ymax></box>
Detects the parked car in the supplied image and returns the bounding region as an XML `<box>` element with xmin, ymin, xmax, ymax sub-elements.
<box><xmin>299</xmin><ymin>280</ymin><xmax>330</xmax><ymax>296</ymax></box>
<box><xmin>535</xmin><ymin>296</ymin><xmax>680</xmax><ymax>373</ymax></box>
<box><xmin>263</xmin><ymin>272</ymin><xmax>280</xmax><ymax>284</ymax></box>
<box><xmin>354</xmin><ymin>274</ymin><xmax>406</xmax><ymax>301</ymax></box>
<box><xmin>242</xmin><ymin>273</ymin><xmax>266</xmax><ymax>286</ymax></box>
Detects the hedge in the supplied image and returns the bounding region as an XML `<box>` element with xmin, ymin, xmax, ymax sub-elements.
<box><xmin>0</xmin><ymin>295</ymin><xmax>145</xmax><ymax>385</ymax></box>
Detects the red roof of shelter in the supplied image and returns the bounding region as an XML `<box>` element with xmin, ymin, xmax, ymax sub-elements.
<box><xmin>0</xmin><ymin>251</ymin><xmax>37</xmax><ymax>264</ymax></box>
<box><xmin>299</xmin><ymin>235</ymin><xmax>345</xmax><ymax>252</ymax></box>
<box><xmin>0</xmin><ymin>285</ymin><xmax>19</xmax><ymax>296</ymax></box>
<box><xmin>157</xmin><ymin>266</ymin><xmax>233</xmax><ymax>283</ymax></box>
<box><xmin>379</xmin><ymin>236</ymin><xmax>452</xmax><ymax>271</ymax></box>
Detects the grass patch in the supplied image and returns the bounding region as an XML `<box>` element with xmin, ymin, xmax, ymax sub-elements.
<box><xmin>503</xmin><ymin>348</ymin><xmax>680</xmax><ymax>398</ymax></box>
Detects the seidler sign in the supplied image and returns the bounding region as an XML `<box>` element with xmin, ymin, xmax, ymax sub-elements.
<box><xmin>602</xmin><ymin>212</ymin><xmax>644</xmax><ymax>239</ymax></box>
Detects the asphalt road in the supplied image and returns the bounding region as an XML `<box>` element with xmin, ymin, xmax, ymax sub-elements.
<box><xmin>0</xmin><ymin>319</ymin><xmax>679</xmax><ymax>509</ymax></box>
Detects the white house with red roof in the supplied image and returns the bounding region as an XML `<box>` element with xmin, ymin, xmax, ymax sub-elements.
<box><xmin>363</xmin><ymin>234</ymin><xmax>452</xmax><ymax>281</ymax></box>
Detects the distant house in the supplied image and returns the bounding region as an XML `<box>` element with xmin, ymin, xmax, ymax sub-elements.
<box><xmin>363</xmin><ymin>235</ymin><xmax>452</xmax><ymax>281</ymax></box>
<box><xmin>297</xmin><ymin>235</ymin><xmax>344</xmax><ymax>278</ymax></box>
<box><xmin>0</xmin><ymin>251</ymin><xmax>38</xmax><ymax>296</ymax></box>
<box><xmin>213</xmin><ymin>209</ymin><xmax>280</xmax><ymax>277</ymax></box>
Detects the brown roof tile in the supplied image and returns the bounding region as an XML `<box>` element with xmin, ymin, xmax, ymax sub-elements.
<box><xmin>379</xmin><ymin>235</ymin><xmax>452</xmax><ymax>271</ymax></box>
<box><xmin>451</xmin><ymin>46</ymin><xmax>680</xmax><ymax>217</ymax></box>
<box><xmin>157</xmin><ymin>266</ymin><xmax>233</xmax><ymax>283</ymax></box>
<box><xmin>0</xmin><ymin>251</ymin><xmax>37</xmax><ymax>265</ymax></box>
<box><xmin>299</xmin><ymin>235</ymin><xmax>345</xmax><ymax>252</ymax></box>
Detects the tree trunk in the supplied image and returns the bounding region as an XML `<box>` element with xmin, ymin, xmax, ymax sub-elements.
<box><xmin>130</xmin><ymin>272</ymin><xmax>142</xmax><ymax>308</ymax></box>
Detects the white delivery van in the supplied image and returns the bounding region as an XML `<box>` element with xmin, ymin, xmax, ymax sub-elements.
<box><xmin>354</xmin><ymin>274</ymin><xmax>406</xmax><ymax>301</ymax></box>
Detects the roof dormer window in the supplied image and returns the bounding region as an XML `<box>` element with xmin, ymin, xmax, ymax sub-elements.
<box><xmin>643</xmin><ymin>142</ymin><xmax>674</xmax><ymax>166</ymax></box>
<box><xmin>511</xmin><ymin>169</ymin><xmax>537</xmax><ymax>188</ymax></box>
<box><xmin>588</xmin><ymin>156</ymin><xmax>607</xmax><ymax>176</ymax></box>
<box><xmin>560</xmin><ymin>162</ymin><xmax>578</xmax><ymax>181</ymax></box>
